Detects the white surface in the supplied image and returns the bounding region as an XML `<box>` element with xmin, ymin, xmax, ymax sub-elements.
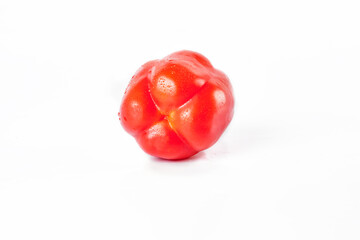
<box><xmin>1</xmin><ymin>0</ymin><xmax>360</xmax><ymax>239</ymax></box>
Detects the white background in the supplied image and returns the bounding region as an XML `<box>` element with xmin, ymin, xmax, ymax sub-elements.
<box><xmin>1</xmin><ymin>0</ymin><xmax>360</xmax><ymax>239</ymax></box>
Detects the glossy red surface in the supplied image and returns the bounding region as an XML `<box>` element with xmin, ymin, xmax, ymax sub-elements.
<box><xmin>119</xmin><ymin>50</ymin><xmax>234</xmax><ymax>160</ymax></box>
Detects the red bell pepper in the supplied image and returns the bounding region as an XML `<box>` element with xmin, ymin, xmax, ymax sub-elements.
<box><xmin>119</xmin><ymin>50</ymin><xmax>234</xmax><ymax>160</ymax></box>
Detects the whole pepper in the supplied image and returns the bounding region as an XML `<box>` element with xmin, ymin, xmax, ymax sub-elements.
<box><xmin>119</xmin><ymin>50</ymin><xmax>234</xmax><ymax>160</ymax></box>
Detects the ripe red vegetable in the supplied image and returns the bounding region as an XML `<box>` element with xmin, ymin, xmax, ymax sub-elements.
<box><xmin>119</xmin><ymin>50</ymin><xmax>234</xmax><ymax>160</ymax></box>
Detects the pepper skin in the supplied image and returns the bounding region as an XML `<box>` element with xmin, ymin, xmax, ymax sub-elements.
<box><xmin>119</xmin><ymin>50</ymin><xmax>234</xmax><ymax>160</ymax></box>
